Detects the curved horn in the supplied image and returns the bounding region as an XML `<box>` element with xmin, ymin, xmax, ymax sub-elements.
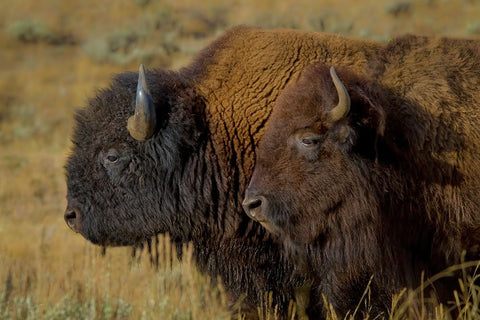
<box><xmin>328</xmin><ymin>66</ymin><xmax>351</xmax><ymax>122</ymax></box>
<box><xmin>127</xmin><ymin>64</ymin><xmax>157</xmax><ymax>141</ymax></box>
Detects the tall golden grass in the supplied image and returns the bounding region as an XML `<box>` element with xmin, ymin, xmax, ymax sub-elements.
<box><xmin>1</xmin><ymin>0</ymin><xmax>480</xmax><ymax>318</ymax></box>
<box><xmin>0</xmin><ymin>235</ymin><xmax>232</xmax><ymax>319</ymax></box>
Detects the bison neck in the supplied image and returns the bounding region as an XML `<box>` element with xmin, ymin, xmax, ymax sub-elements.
<box><xmin>170</xmin><ymin>137</ymin><xmax>302</xmax><ymax>315</ymax></box>
<box><xmin>300</xmin><ymin>162</ymin><xmax>448</xmax><ymax>317</ymax></box>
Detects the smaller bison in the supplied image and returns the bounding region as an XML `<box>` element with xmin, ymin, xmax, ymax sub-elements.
<box><xmin>243</xmin><ymin>35</ymin><xmax>480</xmax><ymax>318</ymax></box>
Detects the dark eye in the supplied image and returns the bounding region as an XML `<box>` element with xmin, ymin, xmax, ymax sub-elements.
<box><xmin>106</xmin><ymin>155</ymin><xmax>118</xmax><ymax>163</ymax></box>
<box><xmin>103</xmin><ymin>149</ymin><xmax>120</xmax><ymax>165</ymax></box>
<box><xmin>299</xmin><ymin>135</ymin><xmax>321</xmax><ymax>148</ymax></box>
<box><xmin>301</xmin><ymin>137</ymin><xmax>319</xmax><ymax>147</ymax></box>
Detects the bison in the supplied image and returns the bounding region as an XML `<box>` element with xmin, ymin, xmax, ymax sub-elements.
<box><xmin>64</xmin><ymin>25</ymin><xmax>410</xmax><ymax>317</ymax></box>
<box><xmin>243</xmin><ymin>34</ymin><xmax>480</xmax><ymax>318</ymax></box>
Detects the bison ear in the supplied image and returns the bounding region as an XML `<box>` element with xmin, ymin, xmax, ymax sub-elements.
<box><xmin>350</xmin><ymin>86</ymin><xmax>386</xmax><ymax>137</ymax></box>
<box><xmin>334</xmin><ymin>124</ymin><xmax>356</xmax><ymax>147</ymax></box>
<box><xmin>344</xmin><ymin>85</ymin><xmax>386</xmax><ymax>160</ymax></box>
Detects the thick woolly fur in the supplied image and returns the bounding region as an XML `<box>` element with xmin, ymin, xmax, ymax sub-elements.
<box><xmin>247</xmin><ymin>34</ymin><xmax>480</xmax><ymax>318</ymax></box>
<box><xmin>65</xmin><ymin>26</ymin><xmax>384</xmax><ymax>318</ymax></box>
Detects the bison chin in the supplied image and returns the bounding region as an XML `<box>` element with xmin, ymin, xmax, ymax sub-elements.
<box><xmin>79</xmin><ymin>221</ymin><xmax>154</xmax><ymax>247</ymax></box>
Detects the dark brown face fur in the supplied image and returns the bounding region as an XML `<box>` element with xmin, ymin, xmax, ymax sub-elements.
<box><xmin>243</xmin><ymin>63</ymin><xmax>384</xmax><ymax>247</ymax></box>
<box><xmin>64</xmin><ymin>70</ymin><xmax>205</xmax><ymax>246</ymax></box>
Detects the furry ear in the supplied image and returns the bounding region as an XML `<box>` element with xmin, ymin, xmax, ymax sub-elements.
<box><xmin>347</xmin><ymin>85</ymin><xmax>387</xmax><ymax>161</ymax></box>
<box><xmin>351</xmin><ymin>85</ymin><xmax>386</xmax><ymax>137</ymax></box>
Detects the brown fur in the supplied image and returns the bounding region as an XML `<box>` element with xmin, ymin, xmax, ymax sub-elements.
<box><xmin>245</xmin><ymin>34</ymin><xmax>480</xmax><ymax>318</ymax></box>
<box><xmin>187</xmin><ymin>26</ymin><xmax>382</xmax><ymax>190</ymax></box>
<box><xmin>65</xmin><ymin>26</ymin><xmax>384</xmax><ymax>318</ymax></box>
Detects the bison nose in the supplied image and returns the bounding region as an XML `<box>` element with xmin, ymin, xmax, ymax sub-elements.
<box><xmin>242</xmin><ymin>194</ymin><xmax>267</xmax><ymax>221</ymax></box>
<box><xmin>64</xmin><ymin>207</ymin><xmax>81</xmax><ymax>233</ymax></box>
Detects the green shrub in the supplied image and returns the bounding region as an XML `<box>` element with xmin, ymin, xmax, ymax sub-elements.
<box><xmin>384</xmin><ymin>1</ymin><xmax>412</xmax><ymax>17</ymax></box>
<box><xmin>83</xmin><ymin>26</ymin><xmax>178</xmax><ymax>66</ymax></box>
<box><xmin>6</xmin><ymin>19</ymin><xmax>58</xmax><ymax>44</ymax></box>
<box><xmin>107</xmin><ymin>28</ymin><xmax>145</xmax><ymax>53</ymax></box>
<box><xmin>82</xmin><ymin>28</ymin><xmax>147</xmax><ymax>64</ymax></box>
<box><xmin>134</xmin><ymin>0</ymin><xmax>151</xmax><ymax>7</ymax></box>
<box><xmin>466</xmin><ymin>21</ymin><xmax>480</xmax><ymax>35</ymax></box>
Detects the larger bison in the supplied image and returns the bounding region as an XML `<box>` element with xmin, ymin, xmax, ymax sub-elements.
<box><xmin>243</xmin><ymin>34</ymin><xmax>480</xmax><ymax>318</ymax></box>
<box><xmin>64</xmin><ymin>26</ymin><xmax>381</xmax><ymax>318</ymax></box>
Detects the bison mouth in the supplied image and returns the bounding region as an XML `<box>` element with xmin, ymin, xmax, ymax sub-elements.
<box><xmin>81</xmin><ymin>228</ymin><xmax>151</xmax><ymax>247</ymax></box>
<box><xmin>258</xmin><ymin>220</ymin><xmax>284</xmax><ymax>237</ymax></box>
<box><xmin>64</xmin><ymin>208</ymin><xmax>150</xmax><ymax>247</ymax></box>
<box><xmin>242</xmin><ymin>195</ymin><xmax>286</xmax><ymax>236</ymax></box>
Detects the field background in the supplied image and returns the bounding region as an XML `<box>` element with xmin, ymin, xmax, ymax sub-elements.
<box><xmin>1</xmin><ymin>0</ymin><xmax>480</xmax><ymax>319</ymax></box>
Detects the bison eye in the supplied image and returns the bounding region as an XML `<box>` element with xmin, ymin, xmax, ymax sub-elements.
<box><xmin>299</xmin><ymin>135</ymin><xmax>321</xmax><ymax>148</ymax></box>
<box><xmin>107</xmin><ymin>155</ymin><xmax>118</xmax><ymax>163</ymax></box>
<box><xmin>291</xmin><ymin>131</ymin><xmax>323</xmax><ymax>159</ymax></box>
<box><xmin>103</xmin><ymin>149</ymin><xmax>120</xmax><ymax>165</ymax></box>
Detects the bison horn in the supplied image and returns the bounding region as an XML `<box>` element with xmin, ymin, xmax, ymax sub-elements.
<box><xmin>328</xmin><ymin>66</ymin><xmax>351</xmax><ymax>122</ymax></box>
<box><xmin>127</xmin><ymin>64</ymin><xmax>157</xmax><ymax>141</ymax></box>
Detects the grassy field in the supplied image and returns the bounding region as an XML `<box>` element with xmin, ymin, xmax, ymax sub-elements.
<box><xmin>1</xmin><ymin>0</ymin><xmax>480</xmax><ymax>319</ymax></box>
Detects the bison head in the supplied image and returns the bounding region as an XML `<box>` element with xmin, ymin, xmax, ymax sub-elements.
<box><xmin>65</xmin><ymin>65</ymin><xmax>205</xmax><ymax>246</ymax></box>
<box><xmin>242</xmin><ymin>64</ymin><xmax>386</xmax><ymax>247</ymax></box>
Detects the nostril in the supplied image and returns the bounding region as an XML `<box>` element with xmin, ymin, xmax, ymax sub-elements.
<box><xmin>242</xmin><ymin>196</ymin><xmax>265</xmax><ymax>220</ymax></box>
<box><xmin>248</xmin><ymin>199</ymin><xmax>262</xmax><ymax>211</ymax></box>
<box><xmin>64</xmin><ymin>209</ymin><xmax>79</xmax><ymax>232</ymax></box>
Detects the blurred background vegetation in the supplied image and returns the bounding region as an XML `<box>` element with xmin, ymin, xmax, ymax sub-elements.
<box><xmin>1</xmin><ymin>0</ymin><xmax>480</xmax><ymax>319</ymax></box>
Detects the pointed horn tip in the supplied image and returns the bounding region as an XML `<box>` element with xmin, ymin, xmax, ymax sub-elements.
<box><xmin>137</xmin><ymin>64</ymin><xmax>151</xmax><ymax>96</ymax></box>
<box><xmin>139</xmin><ymin>64</ymin><xmax>145</xmax><ymax>75</ymax></box>
<box><xmin>329</xmin><ymin>66</ymin><xmax>336</xmax><ymax>76</ymax></box>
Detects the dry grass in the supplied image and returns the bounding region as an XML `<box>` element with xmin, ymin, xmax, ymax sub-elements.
<box><xmin>1</xmin><ymin>0</ymin><xmax>480</xmax><ymax>318</ymax></box>
<box><xmin>0</xmin><ymin>235</ymin><xmax>232</xmax><ymax>319</ymax></box>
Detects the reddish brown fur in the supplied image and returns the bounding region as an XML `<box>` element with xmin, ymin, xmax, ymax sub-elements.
<box><xmin>244</xmin><ymin>34</ymin><xmax>480</xmax><ymax>318</ymax></box>
<box><xmin>65</xmin><ymin>26</ymin><xmax>384</xmax><ymax>318</ymax></box>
